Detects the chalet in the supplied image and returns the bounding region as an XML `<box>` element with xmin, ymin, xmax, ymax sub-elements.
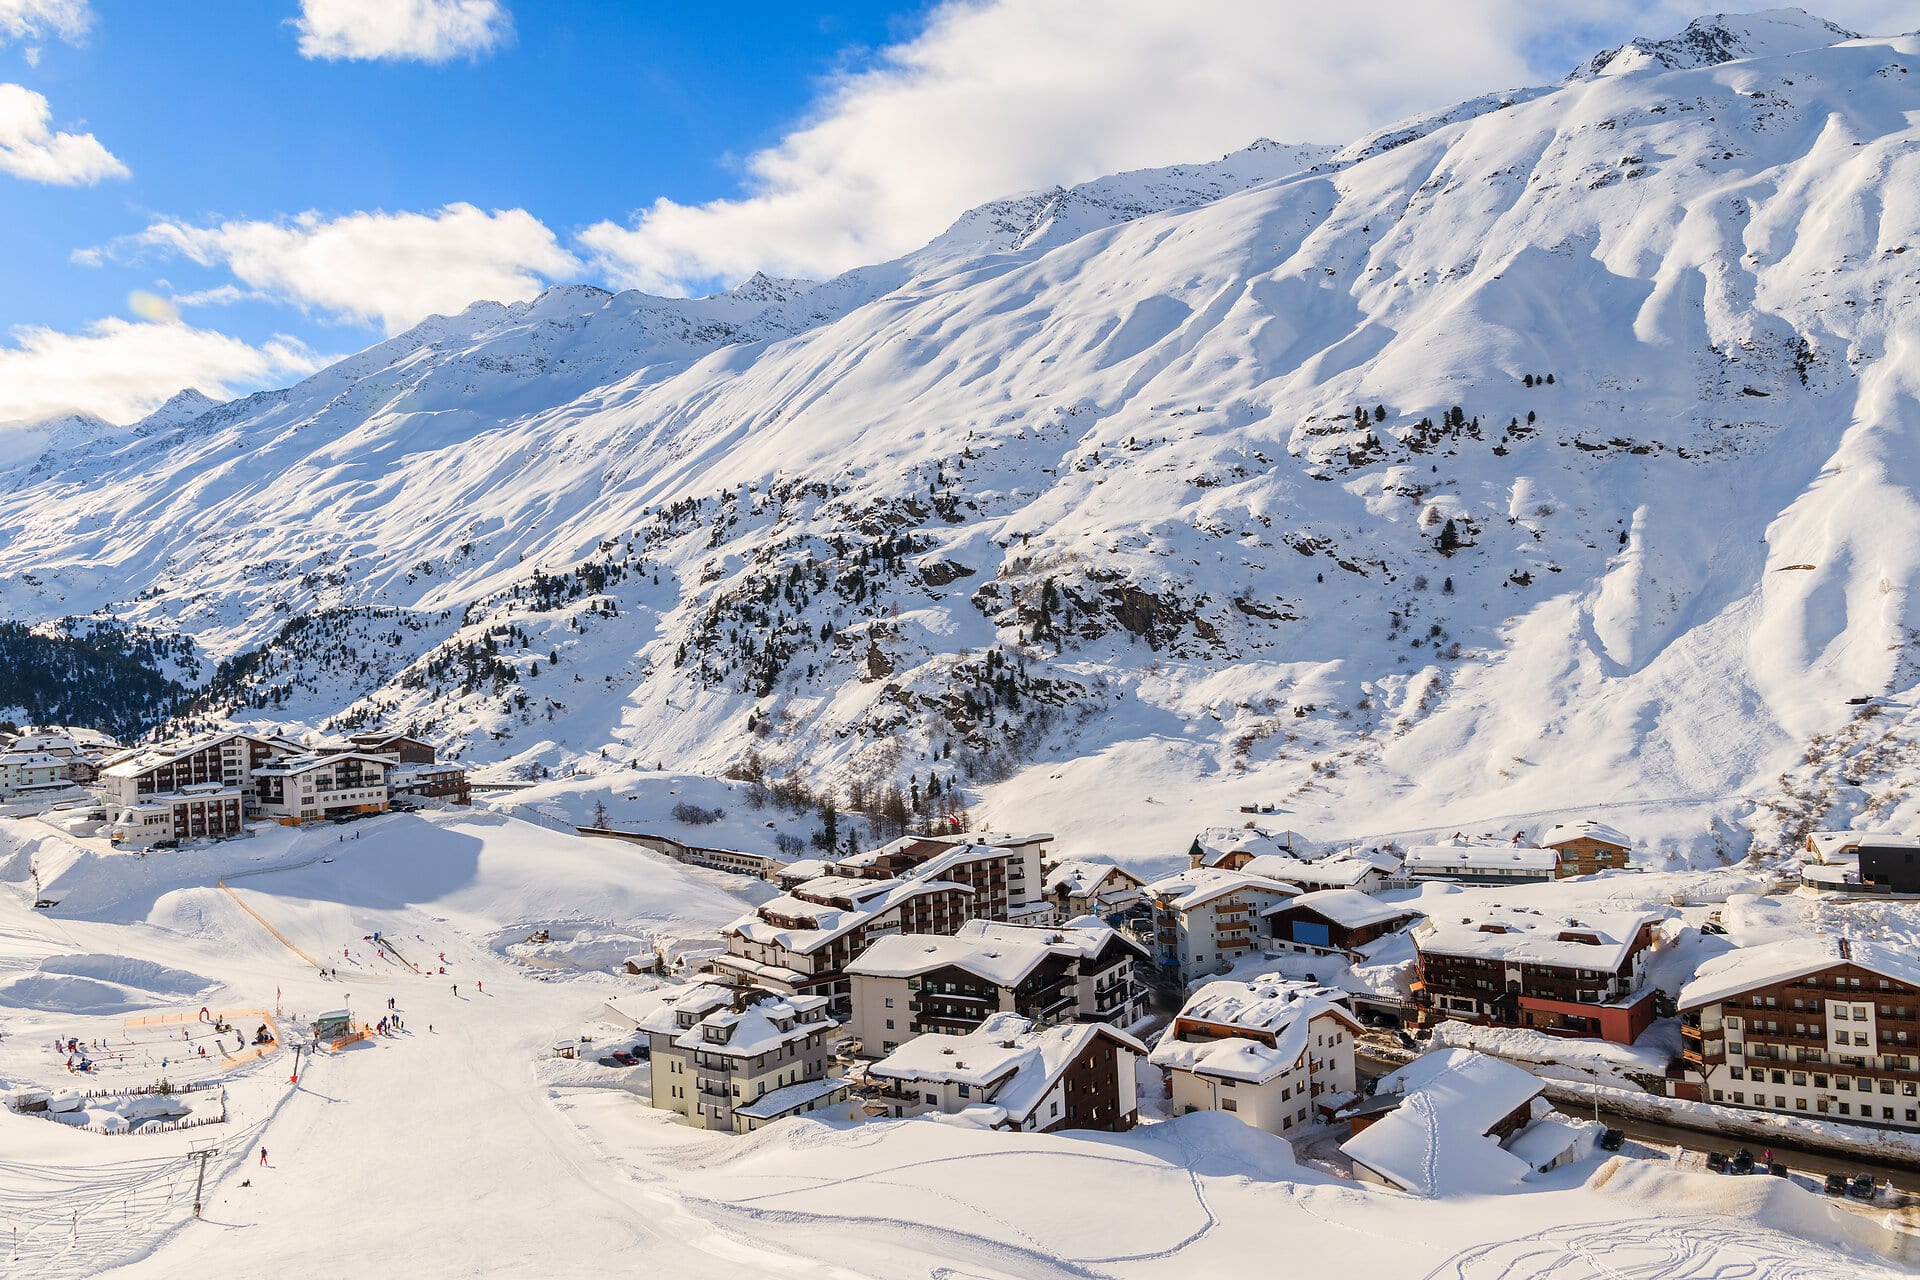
<box><xmin>865</xmin><ymin>1011</ymin><xmax>1143</xmax><ymax>1132</ymax></box>
<box><xmin>633</xmin><ymin>983</ymin><xmax>845</xmax><ymax>1133</ymax></box>
<box><xmin>711</xmin><ymin>875</ymin><xmax>976</xmax><ymax>1017</ymax></box>
<box><xmin>1672</xmin><ymin>936</ymin><xmax>1920</xmax><ymax>1129</ymax></box>
<box><xmin>1412</xmin><ymin>907</ymin><xmax>1663</xmax><ymax>1044</ymax></box>
<box><xmin>1042</xmin><ymin>859</ymin><xmax>1146</xmax><ymax>919</ymax></box>
<box><xmin>1143</xmin><ymin>868</ymin><xmax>1298</xmax><ymax>982</ymax></box>
<box><xmin>1539</xmin><ymin>820</ymin><xmax>1632</xmax><ymax>876</ymax></box>
<box><xmin>1150</xmin><ymin>978</ymin><xmax>1360</xmax><ymax>1136</ymax></box>
<box><xmin>251</xmin><ymin>753</ymin><xmax>391</xmax><ymax>825</ymax></box>
<box><xmin>1801</xmin><ymin>831</ymin><xmax>1920</xmax><ymax>896</ymax></box>
<box><xmin>845</xmin><ymin>919</ymin><xmax>1148</xmax><ymax>1055</ymax></box>
<box><xmin>1341</xmin><ymin>1049</ymin><xmax>1573</xmax><ymax>1195</ymax></box>
<box><xmin>1185</xmin><ymin>826</ymin><xmax>1300</xmax><ymax>871</ymax></box>
<box><xmin>1403</xmin><ymin>841</ymin><xmax>1559</xmax><ymax>885</ymax></box>
<box><xmin>1264</xmin><ymin>890</ymin><xmax>1423</xmax><ymax>960</ymax></box>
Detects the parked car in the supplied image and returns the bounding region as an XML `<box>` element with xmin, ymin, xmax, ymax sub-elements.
<box><xmin>1729</xmin><ymin>1149</ymin><xmax>1755</xmax><ymax>1175</ymax></box>
<box><xmin>1706</xmin><ymin>1152</ymin><xmax>1727</xmax><ymax>1173</ymax></box>
<box><xmin>1825</xmin><ymin>1173</ymin><xmax>1849</xmax><ymax>1195</ymax></box>
<box><xmin>1597</xmin><ymin>1129</ymin><xmax>1625</xmax><ymax>1152</ymax></box>
<box><xmin>1396</xmin><ymin>1030</ymin><xmax>1418</xmax><ymax>1050</ymax></box>
<box><xmin>1848</xmin><ymin>1173</ymin><xmax>1877</xmax><ymax>1200</ymax></box>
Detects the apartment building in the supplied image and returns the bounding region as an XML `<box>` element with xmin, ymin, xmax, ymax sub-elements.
<box><xmin>712</xmin><ymin>875</ymin><xmax>976</xmax><ymax>1017</ymax></box>
<box><xmin>846</xmin><ymin>919</ymin><xmax>1148</xmax><ymax>1055</ymax></box>
<box><xmin>1150</xmin><ymin>978</ymin><xmax>1361</xmax><ymax>1136</ymax></box>
<box><xmin>252</xmin><ymin>752</ymin><xmax>392</xmax><ymax>825</ymax></box>
<box><xmin>635</xmin><ymin>983</ymin><xmax>846</xmax><ymax>1133</ymax></box>
<box><xmin>1673</xmin><ymin>936</ymin><xmax>1920</xmax><ymax>1129</ymax></box>
<box><xmin>1412</xmin><ymin>907</ymin><xmax>1664</xmax><ymax>1044</ymax></box>
<box><xmin>1143</xmin><ymin>868</ymin><xmax>1298</xmax><ymax>982</ymax></box>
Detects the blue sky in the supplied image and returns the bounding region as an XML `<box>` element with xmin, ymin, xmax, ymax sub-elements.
<box><xmin>0</xmin><ymin>0</ymin><xmax>1904</xmax><ymax>424</ymax></box>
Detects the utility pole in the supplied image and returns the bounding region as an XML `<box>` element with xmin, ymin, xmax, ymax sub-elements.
<box><xmin>188</xmin><ymin>1144</ymin><xmax>219</xmax><ymax>1219</ymax></box>
<box><xmin>290</xmin><ymin>1039</ymin><xmax>306</xmax><ymax>1085</ymax></box>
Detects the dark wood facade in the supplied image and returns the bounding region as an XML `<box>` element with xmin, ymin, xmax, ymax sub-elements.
<box><xmin>1679</xmin><ymin>954</ymin><xmax>1920</xmax><ymax>1128</ymax></box>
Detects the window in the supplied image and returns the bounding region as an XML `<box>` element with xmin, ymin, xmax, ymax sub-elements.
<box><xmin>1795</xmin><ymin>1098</ymin><xmax>1807</xmax><ymax>1111</ymax></box>
<box><xmin>1792</xmin><ymin>1072</ymin><xmax>1806</xmax><ymax>1086</ymax></box>
<box><xmin>1770</xmin><ymin>1070</ymin><xmax>1785</xmax><ymax>1085</ymax></box>
<box><xmin>1732</xmin><ymin>1092</ymin><xmax>1745</xmax><ymax>1104</ymax></box>
<box><xmin>1854</xmin><ymin>1004</ymin><xmax>1870</xmax><ymax>1019</ymax></box>
<box><xmin>1774</xmin><ymin>1095</ymin><xmax>1786</xmax><ymax>1108</ymax></box>
<box><xmin>1712</xmin><ymin>1089</ymin><xmax>1725</xmax><ymax>1102</ymax></box>
<box><xmin>1814</xmin><ymin>1074</ymin><xmax>1828</xmax><ymax>1088</ymax></box>
<box><xmin>1840</xmin><ymin>1103</ymin><xmax>1852</xmax><ymax>1115</ymax></box>
<box><xmin>1834</xmin><ymin>1007</ymin><xmax>1849</xmax><ymax>1021</ymax></box>
<box><xmin>1729</xmin><ymin>1066</ymin><xmax>1744</xmax><ymax>1080</ymax></box>
<box><xmin>957</xmin><ymin>1084</ymin><xmax>970</xmax><ymax>1099</ymax></box>
<box><xmin>884</xmin><ymin>997</ymin><xmax>894</xmax><ymax>1009</ymax></box>
<box><xmin>884</xmin><ymin>1019</ymin><xmax>894</xmax><ymax>1030</ymax></box>
<box><xmin>1219</xmin><ymin>1078</ymin><xmax>1236</xmax><ymax>1089</ymax></box>
<box><xmin>1222</xmin><ymin>1098</ymin><xmax>1238</xmax><ymax>1112</ymax></box>
<box><xmin>1882</xmin><ymin>1080</ymin><xmax>1896</xmax><ymax>1095</ymax></box>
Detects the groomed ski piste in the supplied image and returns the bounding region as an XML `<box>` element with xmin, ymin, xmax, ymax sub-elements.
<box><xmin>0</xmin><ymin>804</ymin><xmax>1913</xmax><ymax>1278</ymax></box>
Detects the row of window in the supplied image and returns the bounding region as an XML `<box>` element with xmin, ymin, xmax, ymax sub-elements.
<box><xmin>1728</xmin><ymin>1065</ymin><xmax>1918</xmax><ymax>1094</ymax></box>
<box><xmin>1712</xmin><ymin>1090</ymin><xmax>1918</xmax><ymax>1123</ymax></box>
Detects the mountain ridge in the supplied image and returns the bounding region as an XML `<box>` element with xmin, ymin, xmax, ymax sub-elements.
<box><xmin>2</xmin><ymin>13</ymin><xmax>1916</xmax><ymax>864</ymax></box>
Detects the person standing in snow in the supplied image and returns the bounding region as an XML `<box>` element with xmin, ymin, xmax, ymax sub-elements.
<box><xmin>259</xmin><ymin>1147</ymin><xmax>267</xmax><ymax>1166</ymax></box>
<box><xmin>452</xmin><ymin>984</ymin><xmax>458</xmax><ymax>997</ymax></box>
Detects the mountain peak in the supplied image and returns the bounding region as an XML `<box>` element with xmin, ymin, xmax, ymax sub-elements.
<box><xmin>135</xmin><ymin>387</ymin><xmax>222</xmax><ymax>430</ymax></box>
<box><xmin>1571</xmin><ymin>8</ymin><xmax>1860</xmax><ymax>79</ymax></box>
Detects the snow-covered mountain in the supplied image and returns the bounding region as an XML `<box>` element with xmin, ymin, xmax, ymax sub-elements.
<box><xmin>3</xmin><ymin>11</ymin><xmax>1918</xmax><ymax>864</ymax></box>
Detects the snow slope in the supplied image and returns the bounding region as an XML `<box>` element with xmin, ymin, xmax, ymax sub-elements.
<box><xmin>3</xmin><ymin>13</ymin><xmax>1920</xmax><ymax>864</ymax></box>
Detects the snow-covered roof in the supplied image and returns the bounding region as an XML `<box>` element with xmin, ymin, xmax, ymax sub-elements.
<box><xmin>1339</xmin><ymin>1049</ymin><xmax>1543</xmax><ymax>1196</ymax></box>
<box><xmin>1243</xmin><ymin>854</ymin><xmax>1398</xmax><ymax>890</ymax></box>
<box><xmin>731</xmin><ymin>876</ymin><xmax>970</xmax><ymax>954</ymax></box>
<box><xmin>626</xmin><ymin>983</ymin><xmax>733</xmax><ymax>1035</ymax></box>
<box><xmin>1152</xmin><ymin>977</ymin><xmax>1359</xmax><ymax>1084</ymax></box>
<box><xmin>1678</xmin><ymin>936</ymin><xmax>1920</xmax><ymax>1011</ymax></box>
<box><xmin>1145</xmin><ymin>867</ymin><xmax>1298</xmax><ymax>912</ymax></box>
<box><xmin>730</xmin><ymin>1076</ymin><xmax>849</xmax><ymax>1121</ymax></box>
<box><xmin>0</xmin><ymin>751</ymin><xmax>65</xmax><ymax>768</ymax></box>
<box><xmin>1416</xmin><ymin>908</ymin><xmax>1658</xmax><ymax>971</ymax></box>
<box><xmin>956</xmin><ymin>917</ymin><xmax>1145</xmax><ymax>962</ymax></box>
<box><xmin>848</xmin><ymin>932</ymin><xmax>1055</xmax><ymax>987</ymax></box>
<box><xmin>869</xmin><ymin>1012</ymin><xmax>1141</xmax><ymax>1122</ymax></box>
<box><xmin>1188</xmin><ymin>825</ymin><xmax>1300</xmax><ymax>867</ymax></box>
<box><xmin>1805</xmin><ymin>830</ymin><xmax>1920</xmax><ymax>863</ymax></box>
<box><xmin>1538</xmin><ymin>819</ymin><xmax>1632</xmax><ymax>850</ymax></box>
<box><xmin>254</xmin><ymin>751</ymin><xmax>391</xmax><ymax>776</ymax></box>
<box><xmin>1505</xmin><ymin>1115</ymin><xmax>1584</xmax><ymax>1172</ymax></box>
<box><xmin>1043</xmin><ymin>859</ymin><xmax>1142</xmax><ymax>898</ymax></box>
<box><xmin>679</xmin><ymin>992</ymin><xmax>834</xmax><ymax>1057</ymax></box>
<box><xmin>1404</xmin><ymin>843</ymin><xmax>1558</xmax><ymax>874</ymax></box>
<box><xmin>850</xmin><ymin>918</ymin><xmax>1141</xmax><ymax>986</ymax></box>
<box><xmin>99</xmin><ymin>730</ymin><xmax>294</xmax><ymax>778</ymax></box>
<box><xmin>1266</xmin><ymin>889</ymin><xmax>1423</xmax><ymax>930</ymax></box>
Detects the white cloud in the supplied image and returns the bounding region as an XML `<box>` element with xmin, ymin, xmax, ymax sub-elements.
<box><xmin>293</xmin><ymin>0</ymin><xmax>510</xmax><ymax>63</ymax></box>
<box><xmin>0</xmin><ymin>317</ymin><xmax>322</xmax><ymax>427</ymax></box>
<box><xmin>116</xmin><ymin>203</ymin><xmax>580</xmax><ymax>334</ymax></box>
<box><xmin>580</xmin><ymin>0</ymin><xmax>1563</xmax><ymax>291</ymax></box>
<box><xmin>0</xmin><ymin>0</ymin><xmax>91</xmax><ymax>47</ymax></box>
<box><xmin>579</xmin><ymin>0</ymin><xmax>1919</xmax><ymax>294</ymax></box>
<box><xmin>0</xmin><ymin>82</ymin><xmax>125</xmax><ymax>184</ymax></box>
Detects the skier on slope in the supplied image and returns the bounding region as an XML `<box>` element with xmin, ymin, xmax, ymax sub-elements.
<box><xmin>259</xmin><ymin>1147</ymin><xmax>268</xmax><ymax>1166</ymax></box>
